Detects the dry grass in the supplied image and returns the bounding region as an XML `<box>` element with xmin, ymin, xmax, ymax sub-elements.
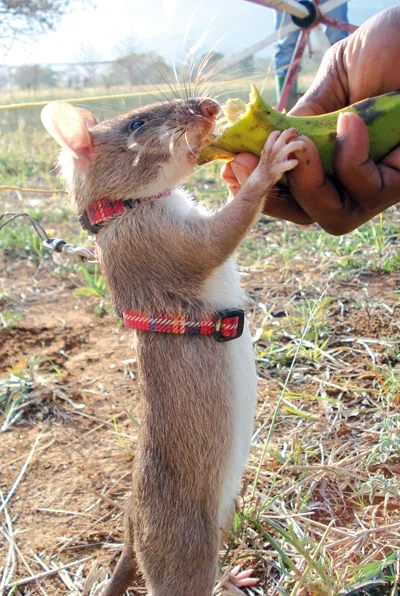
<box><xmin>1</xmin><ymin>78</ymin><xmax>400</xmax><ymax>596</ymax></box>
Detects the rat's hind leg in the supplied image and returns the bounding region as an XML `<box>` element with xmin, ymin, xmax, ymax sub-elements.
<box><xmin>101</xmin><ymin>545</ymin><xmax>137</xmax><ymax>596</ymax></box>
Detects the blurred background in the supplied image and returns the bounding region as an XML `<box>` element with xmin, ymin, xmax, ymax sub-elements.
<box><xmin>0</xmin><ymin>0</ymin><xmax>397</xmax><ymax>99</ymax></box>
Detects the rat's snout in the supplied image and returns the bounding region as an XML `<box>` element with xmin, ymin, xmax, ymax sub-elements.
<box><xmin>199</xmin><ymin>99</ymin><xmax>220</xmax><ymax>121</ymax></box>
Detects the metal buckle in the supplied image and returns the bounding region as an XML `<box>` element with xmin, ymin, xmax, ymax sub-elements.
<box><xmin>43</xmin><ymin>237</ymin><xmax>97</xmax><ymax>263</ymax></box>
<box><xmin>213</xmin><ymin>309</ymin><xmax>245</xmax><ymax>343</ymax></box>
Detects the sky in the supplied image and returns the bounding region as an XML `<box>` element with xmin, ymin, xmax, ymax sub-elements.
<box><xmin>1</xmin><ymin>0</ymin><xmax>398</xmax><ymax>67</ymax></box>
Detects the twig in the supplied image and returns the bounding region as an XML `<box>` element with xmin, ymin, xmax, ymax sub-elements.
<box><xmin>90</xmin><ymin>488</ymin><xmax>124</xmax><ymax>511</ymax></box>
<box><xmin>37</xmin><ymin>507</ymin><xmax>96</xmax><ymax>517</ymax></box>
<box><xmin>0</xmin><ymin>489</ymin><xmax>16</xmax><ymax>592</ymax></box>
<box><xmin>0</xmin><ymin>437</ymin><xmax>55</xmax><ymax>472</ymax></box>
<box><xmin>0</xmin><ymin>525</ymin><xmax>48</xmax><ymax>595</ymax></box>
<box><xmin>4</xmin><ymin>556</ymin><xmax>91</xmax><ymax>588</ymax></box>
<box><xmin>0</xmin><ymin>433</ymin><xmax>41</xmax><ymax>514</ymax></box>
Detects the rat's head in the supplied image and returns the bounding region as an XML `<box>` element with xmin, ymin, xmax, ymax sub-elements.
<box><xmin>41</xmin><ymin>97</ymin><xmax>219</xmax><ymax>210</ymax></box>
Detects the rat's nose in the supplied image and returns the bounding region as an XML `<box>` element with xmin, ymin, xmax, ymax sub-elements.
<box><xmin>199</xmin><ymin>99</ymin><xmax>220</xmax><ymax>121</ymax></box>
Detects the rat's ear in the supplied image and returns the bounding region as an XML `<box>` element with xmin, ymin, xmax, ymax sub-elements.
<box><xmin>41</xmin><ymin>101</ymin><xmax>98</xmax><ymax>160</ymax></box>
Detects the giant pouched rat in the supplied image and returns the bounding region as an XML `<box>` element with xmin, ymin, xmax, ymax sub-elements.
<box><xmin>41</xmin><ymin>95</ymin><xmax>305</xmax><ymax>596</ymax></box>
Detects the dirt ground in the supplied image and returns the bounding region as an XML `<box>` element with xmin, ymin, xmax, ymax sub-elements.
<box><xmin>1</xmin><ymin>189</ymin><xmax>400</xmax><ymax>595</ymax></box>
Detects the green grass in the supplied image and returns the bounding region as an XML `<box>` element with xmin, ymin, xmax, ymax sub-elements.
<box><xmin>74</xmin><ymin>263</ymin><xmax>111</xmax><ymax>316</ymax></box>
<box><xmin>0</xmin><ymin>357</ymin><xmax>64</xmax><ymax>431</ymax></box>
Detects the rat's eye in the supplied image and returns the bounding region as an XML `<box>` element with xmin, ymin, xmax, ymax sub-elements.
<box><xmin>130</xmin><ymin>120</ymin><xmax>146</xmax><ymax>131</ymax></box>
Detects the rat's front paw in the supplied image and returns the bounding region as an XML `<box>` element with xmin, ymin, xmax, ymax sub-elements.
<box><xmin>259</xmin><ymin>128</ymin><xmax>306</xmax><ymax>185</ymax></box>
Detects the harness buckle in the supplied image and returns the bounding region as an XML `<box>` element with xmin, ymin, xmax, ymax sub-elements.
<box><xmin>213</xmin><ymin>309</ymin><xmax>245</xmax><ymax>343</ymax></box>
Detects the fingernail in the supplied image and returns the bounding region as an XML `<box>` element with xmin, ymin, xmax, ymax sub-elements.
<box><xmin>337</xmin><ymin>112</ymin><xmax>350</xmax><ymax>138</ymax></box>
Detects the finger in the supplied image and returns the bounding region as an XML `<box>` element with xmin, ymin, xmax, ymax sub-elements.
<box><xmin>236</xmin><ymin>578</ymin><xmax>260</xmax><ymax>587</ymax></box>
<box><xmin>220</xmin><ymin>161</ymin><xmax>238</xmax><ymax>185</ymax></box>
<box><xmin>263</xmin><ymin>130</ymin><xmax>281</xmax><ymax>152</ymax></box>
<box><xmin>276</xmin><ymin>140</ymin><xmax>306</xmax><ymax>163</ymax></box>
<box><xmin>382</xmin><ymin>145</ymin><xmax>400</xmax><ymax>170</ymax></box>
<box><xmin>230</xmin><ymin>565</ymin><xmax>241</xmax><ymax>576</ymax></box>
<box><xmin>230</xmin><ymin>153</ymin><xmax>260</xmax><ymax>186</ymax></box>
<box><xmin>286</xmin><ymin>135</ymin><xmax>353</xmax><ymax>234</ymax></box>
<box><xmin>229</xmin><ymin>567</ymin><xmax>259</xmax><ymax>587</ymax></box>
<box><xmin>335</xmin><ymin>112</ymin><xmax>400</xmax><ymax>211</ymax></box>
<box><xmin>232</xmin><ymin>569</ymin><xmax>252</xmax><ymax>579</ymax></box>
<box><xmin>222</xmin><ymin>153</ymin><xmax>313</xmax><ymax>224</ymax></box>
<box><xmin>287</xmin><ymin>129</ymin><xmax>396</xmax><ymax>235</ymax></box>
<box><xmin>261</xmin><ymin>186</ymin><xmax>315</xmax><ymax>225</ymax></box>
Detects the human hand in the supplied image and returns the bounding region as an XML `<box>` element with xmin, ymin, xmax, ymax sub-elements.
<box><xmin>220</xmin><ymin>153</ymin><xmax>313</xmax><ymax>224</ymax></box>
<box><xmin>221</xmin><ymin>6</ymin><xmax>400</xmax><ymax>235</ymax></box>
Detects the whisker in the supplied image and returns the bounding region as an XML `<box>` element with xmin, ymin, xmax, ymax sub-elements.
<box><xmin>181</xmin><ymin>4</ymin><xmax>218</xmax><ymax>101</ymax></box>
<box><xmin>182</xmin><ymin>0</ymin><xmax>207</xmax><ymax>52</ymax></box>
<box><xmin>206</xmin><ymin>88</ymin><xmax>249</xmax><ymax>102</ymax></box>
<box><xmin>174</xmin><ymin>127</ymin><xmax>188</xmax><ymax>146</ymax></box>
<box><xmin>184</xmin><ymin>127</ymin><xmax>197</xmax><ymax>157</ymax></box>
<box><xmin>192</xmin><ymin>26</ymin><xmax>238</xmax><ymax>97</ymax></box>
<box><xmin>169</xmin><ymin>126</ymin><xmax>186</xmax><ymax>156</ymax></box>
<box><xmin>146</xmin><ymin>51</ymin><xmax>181</xmax><ymax>100</ymax></box>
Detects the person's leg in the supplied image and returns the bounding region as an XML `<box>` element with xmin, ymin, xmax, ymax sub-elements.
<box><xmin>322</xmin><ymin>0</ymin><xmax>349</xmax><ymax>44</ymax></box>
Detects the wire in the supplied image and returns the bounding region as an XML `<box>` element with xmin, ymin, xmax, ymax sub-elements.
<box><xmin>0</xmin><ymin>212</ymin><xmax>50</xmax><ymax>242</ymax></box>
<box><xmin>0</xmin><ymin>211</ymin><xmax>97</xmax><ymax>263</ymax></box>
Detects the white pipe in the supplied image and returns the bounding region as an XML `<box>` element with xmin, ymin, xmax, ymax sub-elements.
<box><xmin>265</xmin><ymin>0</ymin><xmax>309</xmax><ymax>18</ymax></box>
<box><xmin>213</xmin><ymin>20</ymin><xmax>299</xmax><ymax>73</ymax></box>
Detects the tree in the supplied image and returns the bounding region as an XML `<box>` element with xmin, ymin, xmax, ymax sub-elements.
<box><xmin>13</xmin><ymin>65</ymin><xmax>58</xmax><ymax>89</ymax></box>
<box><xmin>74</xmin><ymin>43</ymin><xmax>102</xmax><ymax>88</ymax></box>
<box><xmin>0</xmin><ymin>66</ymin><xmax>10</xmax><ymax>89</ymax></box>
<box><xmin>197</xmin><ymin>51</ymin><xmax>255</xmax><ymax>79</ymax></box>
<box><xmin>0</xmin><ymin>0</ymin><xmax>79</xmax><ymax>48</ymax></box>
<box><xmin>113</xmin><ymin>51</ymin><xmax>173</xmax><ymax>87</ymax></box>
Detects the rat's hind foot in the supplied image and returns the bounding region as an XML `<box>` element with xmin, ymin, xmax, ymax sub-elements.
<box><xmin>214</xmin><ymin>564</ymin><xmax>259</xmax><ymax>595</ymax></box>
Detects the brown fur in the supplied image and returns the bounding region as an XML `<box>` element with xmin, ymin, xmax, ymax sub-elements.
<box><xmin>43</xmin><ymin>97</ymin><xmax>304</xmax><ymax>595</ymax></box>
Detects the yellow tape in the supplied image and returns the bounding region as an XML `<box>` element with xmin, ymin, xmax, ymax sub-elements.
<box><xmin>0</xmin><ymin>76</ymin><xmax>257</xmax><ymax>111</ymax></box>
<box><xmin>0</xmin><ymin>89</ymin><xmax>174</xmax><ymax>111</ymax></box>
<box><xmin>0</xmin><ymin>185</ymin><xmax>66</xmax><ymax>194</ymax></box>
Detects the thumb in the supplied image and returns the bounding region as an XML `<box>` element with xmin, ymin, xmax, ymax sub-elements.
<box><xmin>333</xmin><ymin>111</ymin><xmax>394</xmax><ymax>210</ymax></box>
<box><xmin>289</xmin><ymin>96</ymin><xmax>328</xmax><ymax>117</ymax></box>
<box><xmin>289</xmin><ymin>44</ymin><xmax>348</xmax><ymax>116</ymax></box>
<box><xmin>334</xmin><ymin>112</ymin><xmax>375</xmax><ymax>192</ymax></box>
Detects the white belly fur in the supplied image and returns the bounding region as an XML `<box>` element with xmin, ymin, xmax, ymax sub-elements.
<box><xmin>202</xmin><ymin>261</ymin><xmax>258</xmax><ymax>529</ymax></box>
<box><xmin>160</xmin><ymin>189</ymin><xmax>258</xmax><ymax>529</ymax></box>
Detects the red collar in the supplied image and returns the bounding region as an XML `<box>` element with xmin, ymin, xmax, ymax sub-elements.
<box><xmin>123</xmin><ymin>309</ymin><xmax>245</xmax><ymax>342</ymax></box>
<box><xmin>79</xmin><ymin>190</ymin><xmax>171</xmax><ymax>234</ymax></box>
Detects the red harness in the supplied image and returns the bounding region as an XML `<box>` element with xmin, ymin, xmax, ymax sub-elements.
<box><xmin>79</xmin><ymin>194</ymin><xmax>245</xmax><ymax>343</ymax></box>
<box><xmin>123</xmin><ymin>309</ymin><xmax>244</xmax><ymax>342</ymax></box>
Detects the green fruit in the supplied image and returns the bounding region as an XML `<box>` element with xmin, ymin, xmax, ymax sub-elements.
<box><xmin>198</xmin><ymin>85</ymin><xmax>400</xmax><ymax>176</ymax></box>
